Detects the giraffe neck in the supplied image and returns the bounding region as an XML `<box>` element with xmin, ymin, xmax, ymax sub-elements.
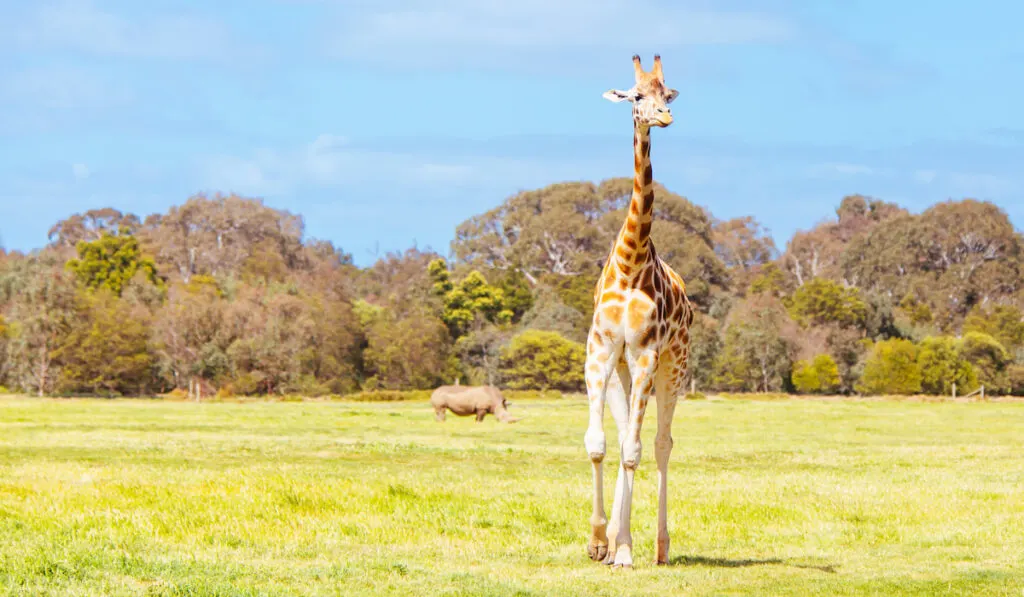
<box><xmin>615</xmin><ymin>121</ymin><xmax>654</xmax><ymax>268</ymax></box>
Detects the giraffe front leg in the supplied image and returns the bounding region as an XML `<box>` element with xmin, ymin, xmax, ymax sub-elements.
<box><xmin>602</xmin><ymin>361</ymin><xmax>631</xmax><ymax>566</ymax></box>
<box><xmin>584</xmin><ymin>339</ymin><xmax>622</xmax><ymax>562</ymax></box>
<box><xmin>613</xmin><ymin>347</ymin><xmax>659</xmax><ymax>569</ymax></box>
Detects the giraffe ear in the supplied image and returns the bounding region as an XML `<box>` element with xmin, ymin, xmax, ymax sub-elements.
<box><xmin>603</xmin><ymin>88</ymin><xmax>637</xmax><ymax>103</ymax></box>
<box><xmin>664</xmin><ymin>88</ymin><xmax>679</xmax><ymax>104</ymax></box>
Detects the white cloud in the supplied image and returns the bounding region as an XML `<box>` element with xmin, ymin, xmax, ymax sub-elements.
<box><xmin>326</xmin><ymin>0</ymin><xmax>795</xmax><ymax>67</ymax></box>
<box><xmin>72</xmin><ymin>163</ymin><xmax>90</xmax><ymax>180</ymax></box>
<box><xmin>10</xmin><ymin>0</ymin><xmax>258</xmax><ymax>61</ymax></box>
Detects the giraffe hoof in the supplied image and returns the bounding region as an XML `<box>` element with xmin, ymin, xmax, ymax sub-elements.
<box><xmin>587</xmin><ymin>542</ymin><xmax>608</xmax><ymax>562</ymax></box>
<box><xmin>602</xmin><ymin>553</ymin><xmax>616</xmax><ymax>566</ymax></box>
<box><xmin>612</xmin><ymin>563</ymin><xmax>633</xmax><ymax>571</ymax></box>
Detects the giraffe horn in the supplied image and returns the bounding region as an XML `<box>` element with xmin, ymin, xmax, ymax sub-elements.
<box><xmin>632</xmin><ymin>54</ymin><xmax>643</xmax><ymax>82</ymax></box>
<box><xmin>652</xmin><ymin>54</ymin><xmax>664</xmax><ymax>81</ymax></box>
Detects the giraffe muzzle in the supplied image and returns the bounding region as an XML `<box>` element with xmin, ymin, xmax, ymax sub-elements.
<box><xmin>654</xmin><ymin>112</ymin><xmax>674</xmax><ymax>127</ymax></box>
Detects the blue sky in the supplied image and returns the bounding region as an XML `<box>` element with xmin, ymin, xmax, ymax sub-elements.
<box><xmin>1</xmin><ymin>0</ymin><xmax>1022</xmax><ymax>266</ymax></box>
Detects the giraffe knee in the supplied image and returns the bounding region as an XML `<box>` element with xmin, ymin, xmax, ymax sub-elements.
<box><xmin>585</xmin><ymin>429</ymin><xmax>606</xmax><ymax>462</ymax></box>
<box><xmin>621</xmin><ymin>439</ymin><xmax>642</xmax><ymax>470</ymax></box>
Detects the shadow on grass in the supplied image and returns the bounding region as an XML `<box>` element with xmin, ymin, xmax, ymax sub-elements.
<box><xmin>671</xmin><ymin>555</ymin><xmax>837</xmax><ymax>574</ymax></box>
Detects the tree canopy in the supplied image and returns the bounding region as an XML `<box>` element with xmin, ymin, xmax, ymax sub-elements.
<box><xmin>0</xmin><ymin>184</ymin><xmax>1021</xmax><ymax>397</ymax></box>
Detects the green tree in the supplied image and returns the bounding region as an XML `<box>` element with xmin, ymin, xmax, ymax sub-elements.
<box><xmin>2</xmin><ymin>259</ymin><xmax>78</xmax><ymax>396</ymax></box>
<box><xmin>66</xmin><ymin>231</ymin><xmax>162</xmax><ymax>296</ymax></box>
<box><xmin>500</xmin><ymin>330</ymin><xmax>585</xmax><ymax>392</ymax></box>
<box><xmin>52</xmin><ymin>289</ymin><xmax>155</xmax><ymax>396</ymax></box>
<box><xmin>959</xmin><ymin>332</ymin><xmax>1012</xmax><ymax>394</ymax></box>
<box><xmin>747</xmin><ymin>262</ymin><xmax>789</xmax><ymax>298</ymax></box>
<box><xmin>712</xmin><ymin>295</ymin><xmax>795</xmax><ymax>392</ymax></box>
<box><xmin>787</xmin><ymin>278</ymin><xmax>868</xmax><ymax>329</ymax></box>
<box><xmin>917</xmin><ymin>336</ymin><xmax>977</xmax><ymax>396</ymax></box>
<box><xmin>964</xmin><ymin>304</ymin><xmax>1024</xmax><ymax>354</ymax></box>
<box><xmin>429</xmin><ymin>260</ymin><xmax>514</xmax><ymax>337</ymax></box>
<box><xmin>791</xmin><ymin>354</ymin><xmax>841</xmax><ymax>394</ymax></box>
<box><xmin>856</xmin><ymin>339</ymin><xmax>921</xmax><ymax>395</ymax></box>
<box><xmin>519</xmin><ymin>286</ymin><xmax>586</xmax><ymax>343</ymax></box>
<box><xmin>452</xmin><ymin>178</ymin><xmax>728</xmax><ymax>310</ymax></box>
<box><xmin>453</xmin><ymin>325</ymin><xmax>512</xmax><ymax>386</ymax></box>
<box><xmin>363</xmin><ymin>307</ymin><xmax>457</xmax><ymax>390</ymax></box>
<box><xmin>492</xmin><ymin>268</ymin><xmax>534</xmax><ymax>322</ymax></box>
<box><xmin>153</xmin><ymin>280</ymin><xmax>230</xmax><ymax>399</ymax></box>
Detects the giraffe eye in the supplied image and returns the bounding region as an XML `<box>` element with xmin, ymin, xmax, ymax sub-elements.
<box><xmin>634</xmin><ymin>94</ymin><xmax>644</xmax><ymax>101</ymax></box>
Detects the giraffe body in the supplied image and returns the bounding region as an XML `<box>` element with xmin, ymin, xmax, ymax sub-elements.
<box><xmin>584</xmin><ymin>54</ymin><xmax>694</xmax><ymax>568</ymax></box>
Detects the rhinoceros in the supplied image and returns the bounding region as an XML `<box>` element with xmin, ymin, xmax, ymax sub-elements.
<box><xmin>430</xmin><ymin>384</ymin><xmax>519</xmax><ymax>423</ymax></box>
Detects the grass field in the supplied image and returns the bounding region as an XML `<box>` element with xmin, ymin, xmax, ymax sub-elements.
<box><xmin>1</xmin><ymin>395</ymin><xmax>1023</xmax><ymax>596</ymax></box>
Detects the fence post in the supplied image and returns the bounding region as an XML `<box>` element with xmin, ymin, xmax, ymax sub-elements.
<box><xmin>952</xmin><ymin>382</ymin><xmax>956</xmax><ymax>399</ymax></box>
<box><xmin>691</xmin><ymin>379</ymin><xmax>696</xmax><ymax>396</ymax></box>
<box><xmin>981</xmin><ymin>385</ymin><xmax>985</xmax><ymax>400</ymax></box>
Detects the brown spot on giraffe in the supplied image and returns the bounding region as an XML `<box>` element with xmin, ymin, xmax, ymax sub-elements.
<box><xmin>638</xmin><ymin>221</ymin><xmax>652</xmax><ymax>242</ymax></box>
<box><xmin>627</xmin><ymin>301</ymin><xmax>648</xmax><ymax>330</ymax></box>
<box><xmin>638</xmin><ymin>325</ymin><xmax>658</xmax><ymax>348</ymax></box>
<box><xmin>604</xmin><ymin>305</ymin><xmax>623</xmax><ymax>325</ymax></box>
<box><xmin>639</xmin><ymin>266</ymin><xmax>656</xmax><ymax>299</ymax></box>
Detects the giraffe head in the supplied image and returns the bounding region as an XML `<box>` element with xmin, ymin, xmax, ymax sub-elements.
<box><xmin>603</xmin><ymin>54</ymin><xmax>679</xmax><ymax>128</ymax></box>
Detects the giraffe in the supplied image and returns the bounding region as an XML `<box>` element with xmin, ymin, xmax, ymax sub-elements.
<box><xmin>583</xmin><ymin>54</ymin><xmax>694</xmax><ymax>568</ymax></box>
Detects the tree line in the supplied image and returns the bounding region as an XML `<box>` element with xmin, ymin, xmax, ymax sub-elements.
<box><xmin>0</xmin><ymin>185</ymin><xmax>1021</xmax><ymax>398</ymax></box>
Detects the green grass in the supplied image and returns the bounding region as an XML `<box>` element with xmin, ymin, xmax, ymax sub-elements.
<box><xmin>1</xmin><ymin>396</ymin><xmax>1022</xmax><ymax>596</ymax></box>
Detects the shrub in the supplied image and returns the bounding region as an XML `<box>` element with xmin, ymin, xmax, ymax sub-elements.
<box><xmin>285</xmin><ymin>375</ymin><xmax>332</xmax><ymax>398</ymax></box>
<box><xmin>917</xmin><ymin>336</ymin><xmax>977</xmax><ymax>396</ymax></box>
<box><xmin>341</xmin><ymin>390</ymin><xmax>433</xmax><ymax>402</ymax></box>
<box><xmin>683</xmin><ymin>392</ymin><xmax>707</xmax><ymax>401</ymax></box>
<box><xmin>791</xmin><ymin>354</ymin><xmax>841</xmax><ymax>394</ymax></box>
<box><xmin>499</xmin><ymin>330</ymin><xmax>585</xmax><ymax>392</ymax></box>
<box><xmin>959</xmin><ymin>332</ymin><xmax>1012</xmax><ymax>395</ymax></box>
<box><xmin>856</xmin><ymin>339</ymin><xmax>921</xmax><ymax>395</ymax></box>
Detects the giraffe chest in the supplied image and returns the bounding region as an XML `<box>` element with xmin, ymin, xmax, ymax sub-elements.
<box><xmin>594</xmin><ymin>270</ymin><xmax>691</xmax><ymax>352</ymax></box>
